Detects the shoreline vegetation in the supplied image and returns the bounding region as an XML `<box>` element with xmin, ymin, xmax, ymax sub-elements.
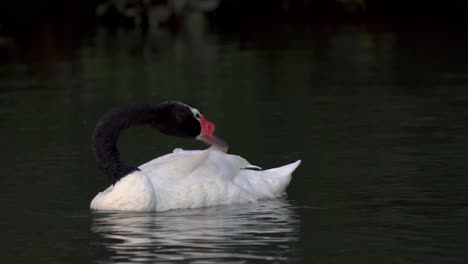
<box><xmin>1</xmin><ymin>1</ymin><xmax>467</xmax><ymax>32</ymax></box>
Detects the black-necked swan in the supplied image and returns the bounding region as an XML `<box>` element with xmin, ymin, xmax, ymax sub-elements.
<box><xmin>90</xmin><ymin>101</ymin><xmax>301</xmax><ymax>211</ymax></box>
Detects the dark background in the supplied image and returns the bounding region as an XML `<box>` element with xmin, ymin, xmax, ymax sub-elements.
<box><xmin>1</xmin><ymin>1</ymin><xmax>468</xmax><ymax>31</ymax></box>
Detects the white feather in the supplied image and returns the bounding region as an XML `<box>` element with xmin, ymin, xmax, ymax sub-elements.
<box><xmin>90</xmin><ymin>147</ymin><xmax>301</xmax><ymax>211</ymax></box>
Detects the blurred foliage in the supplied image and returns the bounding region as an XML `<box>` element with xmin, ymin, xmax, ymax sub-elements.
<box><xmin>1</xmin><ymin>0</ymin><xmax>468</xmax><ymax>33</ymax></box>
<box><xmin>93</xmin><ymin>0</ymin><xmax>468</xmax><ymax>31</ymax></box>
<box><xmin>96</xmin><ymin>0</ymin><xmax>219</xmax><ymax>30</ymax></box>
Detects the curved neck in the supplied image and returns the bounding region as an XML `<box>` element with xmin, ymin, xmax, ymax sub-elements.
<box><xmin>92</xmin><ymin>103</ymin><xmax>163</xmax><ymax>184</ymax></box>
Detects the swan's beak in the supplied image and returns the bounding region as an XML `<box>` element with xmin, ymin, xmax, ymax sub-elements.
<box><xmin>197</xmin><ymin>116</ymin><xmax>228</xmax><ymax>152</ymax></box>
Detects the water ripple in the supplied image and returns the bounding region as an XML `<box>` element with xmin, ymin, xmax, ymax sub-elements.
<box><xmin>91</xmin><ymin>199</ymin><xmax>301</xmax><ymax>263</ymax></box>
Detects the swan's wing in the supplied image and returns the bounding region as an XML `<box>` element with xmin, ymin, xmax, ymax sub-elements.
<box><xmin>139</xmin><ymin>148</ymin><xmax>210</xmax><ymax>181</ymax></box>
<box><xmin>138</xmin><ymin>148</ymin><xmax>301</xmax><ymax>211</ymax></box>
<box><xmin>139</xmin><ymin>147</ymin><xmax>250</xmax><ymax>180</ymax></box>
<box><xmin>139</xmin><ymin>148</ymin><xmax>204</xmax><ymax>170</ymax></box>
<box><xmin>137</xmin><ymin>148</ymin><xmax>254</xmax><ymax>211</ymax></box>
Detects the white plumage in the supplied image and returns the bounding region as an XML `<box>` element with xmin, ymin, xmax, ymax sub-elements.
<box><xmin>90</xmin><ymin>147</ymin><xmax>301</xmax><ymax>211</ymax></box>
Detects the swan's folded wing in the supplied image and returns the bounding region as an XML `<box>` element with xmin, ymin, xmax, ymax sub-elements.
<box><xmin>139</xmin><ymin>148</ymin><xmax>210</xmax><ymax>181</ymax></box>
<box><xmin>137</xmin><ymin>148</ymin><xmax>300</xmax><ymax>211</ymax></box>
<box><xmin>139</xmin><ymin>148</ymin><xmax>253</xmax><ymax>179</ymax></box>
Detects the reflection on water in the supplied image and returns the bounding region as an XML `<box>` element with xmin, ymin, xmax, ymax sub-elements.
<box><xmin>91</xmin><ymin>199</ymin><xmax>300</xmax><ymax>263</ymax></box>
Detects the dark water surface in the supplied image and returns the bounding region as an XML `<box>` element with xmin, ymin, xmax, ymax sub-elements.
<box><xmin>1</xmin><ymin>24</ymin><xmax>468</xmax><ymax>263</ymax></box>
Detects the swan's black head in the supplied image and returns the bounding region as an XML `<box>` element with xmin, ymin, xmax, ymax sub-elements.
<box><xmin>154</xmin><ymin>101</ymin><xmax>228</xmax><ymax>151</ymax></box>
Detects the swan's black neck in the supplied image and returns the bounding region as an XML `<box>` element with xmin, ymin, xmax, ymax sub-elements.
<box><xmin>92</xmin><ymin>102</ymin><xmax>201</xmax><ymax>184</ymax></box>
<box><xmin>92</xmin><ymin>103</ymin><xmax>163</xmax><ymax>184</ymax></box>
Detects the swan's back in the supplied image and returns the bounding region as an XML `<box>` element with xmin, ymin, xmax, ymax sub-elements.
<box><xmin>139</xmin><ymin>148</ymin><xmax>301</xmax><ymax>211</ymax></box>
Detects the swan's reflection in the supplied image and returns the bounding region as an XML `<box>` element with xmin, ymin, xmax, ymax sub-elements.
<box><xmin>91</xmin><ymin>199</ymin><xmax>300</xmax><ymax>263</ymax></box>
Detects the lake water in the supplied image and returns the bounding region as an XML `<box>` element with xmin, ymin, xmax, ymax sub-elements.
<box><xmin>1</xmin><ymin>22</ymin><xmax>468</xmax><ymax>263</ymax></box>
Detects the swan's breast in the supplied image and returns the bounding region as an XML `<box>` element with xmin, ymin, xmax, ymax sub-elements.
<box><xmin>90</xmin><ymin>171</ymin><xmax>156</xmax><ymax>211</ymax></box>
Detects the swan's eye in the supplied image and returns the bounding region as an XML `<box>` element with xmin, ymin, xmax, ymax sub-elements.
<box><xmin>190</xmin><ymin>107</ymin><xmax>201</xmax><ymax>119</ymax></box>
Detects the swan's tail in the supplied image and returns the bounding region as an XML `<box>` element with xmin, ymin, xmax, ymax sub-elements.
<box><xmin>265</xmin><ymin>160</ymin><xmax>301</xmax><ymax>177</ymax></box>
<box><xmin>235</xmin><ymin>160</ymin><xmax>302</xmax><ymax>199</ymax></box>
<box><xmin>264</xmin><ymin>160</ymin><xmax>301</xmax><ymax>194</ymax></box>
